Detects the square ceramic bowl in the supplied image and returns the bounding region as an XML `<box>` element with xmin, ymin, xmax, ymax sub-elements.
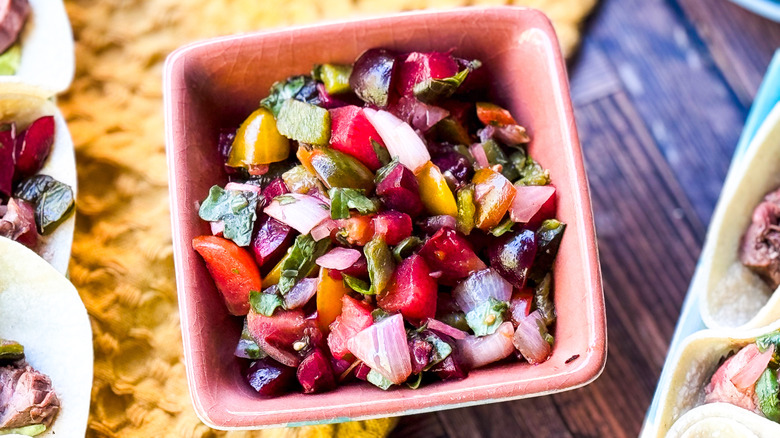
<box><xmin>164</xmin><ymin>6</ymin><xmax>606</xmax><ymax>430</ymax></box>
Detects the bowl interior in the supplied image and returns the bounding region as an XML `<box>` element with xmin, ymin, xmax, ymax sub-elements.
<box><xmin>165</xmin><ymin>6</ymin><xmax>605</xmax><ymax>429</ymax></box>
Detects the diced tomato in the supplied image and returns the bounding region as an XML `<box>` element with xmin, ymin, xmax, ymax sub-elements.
<box><xmin>192</xmin><ymin>235</ymin><xmax>261</xmax><ymax>315</ymax></box>
<box><xmin>333</xmin><ymin>214</ymin><xmax>375</xmax><ymax>246</ymax></box>
<box><xmin>371</xmin><ymin>211</ymin><xmax>412</xmax><ymax>245</ymax></box>
<box><xmin>378</xmin><ymin>254</ymin><xmax>438</xmax><ymax>321</ymax></box>
<box><xmin>476</xmin><ymin>102</ymin><xmax>517</xmax><ymax>126</ymax></box>
<box><xmin>396</xmin><ymin>52</ymin><xmax>459</xmax><ymax>97</ymax></box>
<box><xmin>327</xmin><ymin>295</ymin><xmax>374</xmax><ymax>359</ymax></box>
<box><xmin>329</xmin><ymin>106</ymin><xmax>387</xmax><ymax>171</ymax></box>
<box><xmin>247</xmin><ymin>308</ymin><xmax>311</xmax><ymax>367</ymax></box>
<box><xmin>418</xmin><ymin>228</ymin><xmax>486</xmax><ymax>283</ymax></box>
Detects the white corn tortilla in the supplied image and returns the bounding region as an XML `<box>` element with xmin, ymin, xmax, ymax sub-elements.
<box><xmin>698</xmin><ymin>103</ymin><xmax>780</xmax><ymax>329</ymax></box>
<box><xmin>0</xmin><ymin>237</ymin><xmax>92</xmax><ymax>437</ymax></box>
<box><xmin>0</xmin><ymin>85</ymin><xmax>77</xmax><ymax>275</ymax></box>
<box><xmin>666</xmin><ymin>404</ymin><xmax>780</xmax><ymax>438</ymax></box>
<box><xmin>651</xmin><ymin>323</ymin><xmax>780</xmax><ymax>437</ymax></box>
<box><xmin>0</xmin><ymin>0</ymin><xmax>74</xmax><ymax>95</ymax></box>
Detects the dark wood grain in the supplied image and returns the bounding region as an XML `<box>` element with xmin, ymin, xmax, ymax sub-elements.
<box><xmin>390</xmin><ymin>1</ymin><xmax>779</xmax><ymax>437</ymax></box>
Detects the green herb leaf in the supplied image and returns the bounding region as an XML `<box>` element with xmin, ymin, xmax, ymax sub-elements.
<box><xmin>365</xmin><ymin>238</ymin><xmax>396</xmax><ymax>295</ymax></box>
<box><xmin>512</xmin><ymin>147</ymin><xmax>550</xmax><ymax>186</ymax></box>
<box><xmin>0</xmin><ymin>43</ymin><xmax>21</xmax><ymax>76</ymax></box>
<box><xmin>439</xmin><ymin>311</ymin><xmax>470</xmax><ymax>333</ymax></box>
<box><xmin>276</xmin><ymin>99</ymin><xmax>331</xmax><ymax>145</ymax></box>
<box><xmin>413</xmin><ymin>60</ymin><xmax>480</xmax><ymax>104</ymax></box>
<box><xmin>277</xmin><ymin>234</ymin><xmax>331</xmax><ymax>295</ymax></box>
<box><xmin>464</xmin><ymin>298</ymin><xmax>508</xmax><ymax>336</ymax></box>
<box><xmin>198</xmin><ymin>185</ymin><xmax>258</xmax><ymax>247</ymax></box>
<box><xmin>236</xmin><ymin>320</ymin><xmax>267</xmax><ymax>359</ymax></box>
<box><xmin>371</xmin><ymin>308</ymin><xmax>391</xmax><ymax>323</ymax></box>
<box><xmin>249</xmin><ymin>290</ymin><xmax>284</xmax><ymax>317</ymax></box>
<box><xmin>757</xmin><ymin>330</ymin><xmax>780</xmax><ymax>353</ymax></box>
<box><xmin>14</xmin><ymin>175</ymin><xmax>75</xmax><ymax>235</ymax></box>
<box><xmin>374</xmin><ymin>157</ymin><xmax>400</xmax><ymax>184</ymax></box>
<box><xmin>312</xmin><ymin>63</ymin><xmax>353</xmax><ymax>95</ymax></box>
<box><xmin>328</xmin><ymin>188</ymin><xmax>379</xmax><ymax>220</ymax></box>
<box><xmin>367</xmin><ymin>368</ymin><xmax>394</xmax><ymax>390</ymax></box>
<box><xmin>343</xmin><ymin>274</ymin><xmax>373</xmax><ymax>295</ymax></box>
<box><xmin>371</xmin><ymin>139</ymin><xmax>392</xmax><ymax>166</ymax></box>
<box><xmin>0</xmin><ymin>424</ymin><xmax>47</xmax><ymax>436</ymax></box>
<box><xmin>260</xmin><ymin>75</ymin><xmax>320</xmax><ymax>117</ymax></box>
<box><xmin>405</xmin><ymin>373</ymin><xmax>423</xmax><ymax>389</ymax></box>
<box><xmin>456</xmin><ymin>184</ymin><xmax>476</xmax><ymax>235</ymax></box>
<box><xmin>392</xmin><ymin>236</ymin><xmax>423</xmax><ymax>262</ymax></box>
<box><xmin>481</xmin><ymin>139</ymin><xmax>520</xmax><ymax>180</ymax></box>
<box><xmin>423</xmin><ymin>333</ymin><xmax>453</xmax><ymax>371</ymax></box>
<box><xmin>489</xmin><ymin>217</ymin><xmax>514</xmax><ymax>237</ymax></box>
<box><xmin>758</xmin><ymin>368</ymin><xmax>780</xmax><ymax>422</ymax></box>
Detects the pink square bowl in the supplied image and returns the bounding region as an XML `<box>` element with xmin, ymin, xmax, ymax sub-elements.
<box><xmin>164</xmin><ymin>6</ymin><xmax>606</xmax><ymax>430</ymax></box>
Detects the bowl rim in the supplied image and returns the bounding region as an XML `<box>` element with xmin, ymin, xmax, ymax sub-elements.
<box><xmin>164</xmin><ymin>5</ymin><xmax>606</xmax><ymax>430</ymax></box>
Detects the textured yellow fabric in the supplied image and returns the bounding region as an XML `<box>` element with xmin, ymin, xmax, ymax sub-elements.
<box><xmin>60</xmin><ymin>0</ymin><xmax>595</xmax><ymax>436</ymax></box>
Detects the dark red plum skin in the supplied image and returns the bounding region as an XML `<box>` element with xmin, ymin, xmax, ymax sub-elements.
<box><xmin>349</xmin><ymin>48</ymin><xmax>396</xmax><ymax>108</ymax></box>
<box><xmin>376</xmin><ymin>162</ymin><xmax>423</xmax><ymax>217</ymax></box>
<box><xmin>251</xmin><ymin>214</ymin><xmax>296</xmax><ymax>273</ymax></box>
<box><xmin>409</xmin><ymin>336</ymin><xmax>433</xmax><ymax>375</ymax></box>
<box><xmin>0</xmin><ymin>127</ymin><xmax>14</xmax><ymax>197</ymax></box>
<box><xmin>297</xmin><ymin>348</ymin><xmax>337</xmax><ymax>394</ymax></box>
<box><xmin>488</xmin><ymin>229</ymin><xmax>538</xmax><ymax>288</ymax></box>
<box><xmin>262</xmin><ymin>177</ymin><xmax>289</xmax><ymax>205</ymax></box>
<box><xmin>430</xmin><ymin>352</ymin><xmax>468</xmax><ymax>381</ymax></box>
<box><xmin>246</xmin><ymin>358</ymin><xmax>298</xmax><ymax>397</ymax></box>
<box><xmin>13</xmin><ymin>116</ymin><xmax>55</xmax><ymax>183</ymax></box>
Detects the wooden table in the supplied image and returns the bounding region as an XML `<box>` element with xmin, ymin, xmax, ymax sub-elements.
<box><xmin>391</xmin><ymin>1</ymin><xmax>780</xmax><ymax>437</ymax></box>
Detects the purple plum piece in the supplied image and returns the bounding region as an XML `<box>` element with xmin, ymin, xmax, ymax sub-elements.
<box><xmin>251</xmin><ymin>214</ymin><xmax>296</xmax><ymax>271</ymax></box>
<box><xmin>349</xmin><ymin>48</ymin><xmax>396</xmax><ymax>108</ymax></box>
<box><xmin>297</xmin><ymin>348</ymin><xmax>337</xmax><ymax>394</ymax></box>
<box><xmin>328</xmin><ymin>255</ymin><xmax>369</xmax><ymax>281</ymax></box>
<box><xmin>487</xmin><ymin>229</ymin><xmax>538</xmax><ymax>288</ymax></box>
<box><xmin>13</xmin><ymin>116</ymin><xmax>54</xmax><ymax>183</ymax></box>
<box><xmin>430</xmin><ymin>352</ymin><xmax>467</xmax><ymax>381</ymax></box>
<box><xmin>408</xmin><ymin>336</ymin><xmax>433</xmax><ymax>375</ymax></box>
<box><xmin>0</xmin><ymin>124</ymin><xmax>14</xmax><ymax>197</ymax></box>
<box><xmin>261</xmin><ymin>177</ymin><xmax>289</xmax><ymax>205</ymax></box>
<box><xmin>418</xmin><ymin>227</ymin><xmax>487</xmax><ymax>283</ymax></box>
<box><xmin>246</xmin><ymin>358</ymin><xmax>297</xmax><ymax>397</ymax></box>
<box><xmin>432</xmin><ymin>149</ymin><xmax>473</xmax><ymax>189</ymax></box>
<box><xmin>376</xmin><ymin>162</ymin><xmax>423</xmax><ymax>217</ymax></box>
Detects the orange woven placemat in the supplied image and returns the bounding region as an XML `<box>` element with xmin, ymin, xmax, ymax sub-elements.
<box><xmin>59</xmin><ymin>0</ymin><xmax>595</xmax><ymax>436</ymax></box>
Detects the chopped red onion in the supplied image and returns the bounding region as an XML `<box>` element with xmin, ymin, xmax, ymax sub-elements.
<box><xmin>363</xmin><ymin>108</ymin><xmax>431</xmax><ymax>174</ymax></box>
<box><xmin>283</xmin><ymin>278</ymin><xmax>319</xmax><ymax>309</ymax></box>
<box><xmin>316</xmin><ymin>247</ymin><xmax>362</xmax><ymax>270</ymax></box>
<box><xmin>310</xmin><ymin>219</ymin><xmax>337</xmax><ymax>241</ymax></box>
<box><xmin>426</xmin><ymin>318</ymin><xmax>467</xmax><ymax>340</ymax></box>
<box><xmin>469</xmin><ymin>143</ymin><xmax>490</xmax><ymax>169</ymax></box>
<box><xmin>478</xmin><ymin>125</ymin><xmax>495</xmax><ymax>143</ymax></box>
<box><xmin>264</xmin><ymin>193</ymin><xmax>330</xmax><ymax>235</ymax></box>
<box><xmin>457</xmin><ymin>322</ymin><xmax>515</xmax><ymax>369</ymax></box>
<box><xmin>391</xmin><ymin>95</ymin><xmax>450</xmax><ymax>132</ymax></box>
<box><xmin>731</xmin><ymin>343</ymin><xmax>774</xmax><ymax>390</ymax></box>
<box><xmin>347</xmin><ymin>314</ymin><xmax>412</xmax><ymax>385</ymax></box>
<box><xmin>513</xmin><ymin>310</ymin><xmax>552</xmax><ymax>365</ymax></box>
<box><xmin>452</xmin><ymin>268</ymin><xmax>513</xmax><ymax>314</ymax></box>
<box><xmin>509</xmin><ymin>185</ymin><xmax>555</xmax><ymax>223</ymax></box>
<box><xmin>495</xmin><ymin>124</ymin><xmax>530</xmax><ymax>145</ymax></box>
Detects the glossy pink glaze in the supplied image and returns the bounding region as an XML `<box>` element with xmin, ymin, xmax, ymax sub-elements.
<box><xmin>164</xmin><ymin>6</ymin><xmax>606</xmax><ymax>430</ymax></box>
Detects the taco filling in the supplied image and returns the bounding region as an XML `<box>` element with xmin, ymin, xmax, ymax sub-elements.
<box><xmin>0</xmin><ymin>339</ymin><xmax>59</xmax><ymax>436</ymax></box>
<box><xmin>740</xmin><ymin>188</ymin><xmax>780</xmax><ymax>290</ymax></box>
<box><xmin>0</xmin><ymin>0</ymin><xmax>29</xmax><ymax>76</ymax></box>
<box><xmin>0</xmin><ymin>116</ymin><xmax>74</xmax><ymax>253</ymax></box>
<box><xmin>704</xmin><ymin>330</ymin><xmax>780</xmax><ymax>422</ymax></box>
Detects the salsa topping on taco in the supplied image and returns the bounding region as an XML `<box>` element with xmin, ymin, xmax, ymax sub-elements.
<box><xmin>0</xmin><ymin>339</ymin><xmax>59</xmax><ymax>436</ymax></box>
<box><xmin>0</xmin><ymin>116</ymin><xmax>74</xmax><ymax>252</ymax></box>
<box><xmin>705</xmin><ymin>330</ymin><xmax>780</xmax><ymax>422</ymax></box>
<box><xmin>740</xmin><ymin>188</ymin><xmax>780</xmax><ymax>290</ymax></box>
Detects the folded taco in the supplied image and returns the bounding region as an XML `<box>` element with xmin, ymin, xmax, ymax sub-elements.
<box><xmin>0</xmin><ymin>0</ymin><xmax>74</xmax><ymax>94</ymax></box>
<box><xmin>666</xmin><ymin>403</ymin><xmax>780</xmax><ymax>438</ymax></box>
<box><xmin>0</xmin><ymin>87</ymin><xmax>76</xmax><ymax>275</ymax></box>
<box><xmin>699</xmin><ymin>104</ymin><xmax>780</xmax><ymax>329</ymax></box>
<box><xmin>653</xmin><ymin>324</ymin><xmax>780</xmax><ymax>437</ymax></box>
<box><xmin>0</xmin><ymin>237</ymin><xmax>92</xmax><ymax>436</ymax></box>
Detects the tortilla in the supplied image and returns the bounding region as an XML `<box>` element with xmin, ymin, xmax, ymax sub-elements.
<box><xmin>0</xmin><ymin>237</ymin><xmax>92</xmax><ymax>437</ymax></box>
<box><xmin>666</xmin><ymin>404</ymin><xmax>780</xmax><ymax>438</ymax></box>
<box><xmin>0</xmin><ymin>84</ymin><xmax>77</xmax><ymax>275</ymax></box>
<box><xmin>648</xmin><ymin>323</ymin><xmax>780</xmax><ymax>437</ymax></box>
<box><xmin>0</xmin><ymin>0</ymin><xmax>74</xmax><ymax>96</ymax></box>
<box><xmin>698</xmin><ymin>103</ymin><xmax>780</xmax><ymax>329</ymax></box>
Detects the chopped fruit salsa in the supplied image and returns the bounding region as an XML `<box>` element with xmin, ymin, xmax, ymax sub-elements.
<box><xmin>705</xmin><ymin>330</ymin><xmax>780</xmax><ymax>422</ymax></box>
<box><xmin>193</xmin><ymin>48</ymin><xmax>565</xmax><ymax>396</ymax></box>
